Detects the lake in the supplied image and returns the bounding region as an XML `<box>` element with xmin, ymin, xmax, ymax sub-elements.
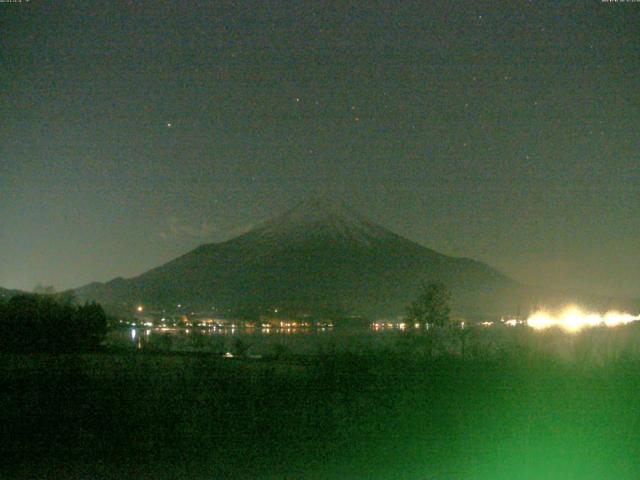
<box><xmin>106</xmin><ymin>324</ymin><xmax>410</xmax><ymax>356</ymax></box>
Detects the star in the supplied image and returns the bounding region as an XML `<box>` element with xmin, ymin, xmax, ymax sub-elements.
<box><xmin>167</xmin><ymin>122</ymin><xmax>173</xmax><ymax>128</ymax></box>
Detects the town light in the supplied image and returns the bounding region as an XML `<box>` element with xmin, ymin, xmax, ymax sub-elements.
<box><xmin>526</xmin><ymin>306</ymin><xmax>640</xmax><ymax>332</ymax></box>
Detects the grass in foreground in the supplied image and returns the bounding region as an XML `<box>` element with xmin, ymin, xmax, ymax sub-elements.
<box><xmin>1</xmin><ymin>347</ymin><xmax>640</xmax><ymax>479</ymax></box>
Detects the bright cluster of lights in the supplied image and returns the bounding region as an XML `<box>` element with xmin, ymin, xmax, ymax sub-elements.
<box><xmin>525</xmin><ymin>306</ymin><xmax>640</xmax><ymax>332</ymax></box>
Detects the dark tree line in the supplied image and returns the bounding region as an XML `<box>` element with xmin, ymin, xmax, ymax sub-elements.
<box><xmin>0</xmin><ymin>294</ymin><xmax>107</xmax><ymax>352</ymax></box>
<box><xmin>406</xmin><ymin>282</ymin><xmax>451</xmax><ymax>328</ymax></box>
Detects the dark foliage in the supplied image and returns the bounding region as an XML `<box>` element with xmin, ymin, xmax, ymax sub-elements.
<box><xmin>406</xmin><ymin>282</ymin><xmax>451</xmax><ymax>327</ymax></box>
<box><xmin>0</xmin><ymin>294</ymin><xmax>107</xmax><ymax>352</ymax></box>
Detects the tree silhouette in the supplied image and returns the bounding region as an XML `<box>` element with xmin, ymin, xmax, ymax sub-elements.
<box><xmin>0</xmin><ymin>294</ymin><xmax>107</xmax><ymax>352</ymax></box>
<box><xmin>406</xmin><ymin>282</ymin><xmax>451</xmax><ymax>328</ymax></box>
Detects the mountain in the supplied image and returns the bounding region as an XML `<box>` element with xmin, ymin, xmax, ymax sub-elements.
<box><xmin>75</xmin><ymin>199</ymin><xmax>636</xmax><ymax>319</ymax></box>
<box><xmin>0</xmin><ymin>287</ymin><xmax>23</xmax><ymax>301</ymax></box>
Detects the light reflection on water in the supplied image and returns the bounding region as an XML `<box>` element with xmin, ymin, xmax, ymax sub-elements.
<box><xmin>110</xmin><ymin>325</ymin><xmax>401</xmax><ymax>355</ymax></box>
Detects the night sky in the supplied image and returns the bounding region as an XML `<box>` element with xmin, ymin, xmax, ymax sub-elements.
<box><xmin>2</xmin><ymin>1</ymin><xmax>639</xmax><ymax>297</ymax></box>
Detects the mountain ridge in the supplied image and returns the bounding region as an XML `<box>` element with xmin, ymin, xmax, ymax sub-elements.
<box><xmin>0</xmin><ymin>287</ymin><xmax>21</xmax><ymax>300</ymax></box>
<box><xmin>75</xmin><ymin>199</ymin><xmax>638</xmax><ymax>318</ymax></box>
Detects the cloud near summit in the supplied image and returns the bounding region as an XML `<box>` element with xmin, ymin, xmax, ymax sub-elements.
<box><xmin>159</xmin><ymin>217</ymin><xmax>256</xmax><ymax>244</ymax></box>
<box><xmin>159</xmin><ymin>217</ymin><xmax>218</xmax><ymax>243</ymax></box>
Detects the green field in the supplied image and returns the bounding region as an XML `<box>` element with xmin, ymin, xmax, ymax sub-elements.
<box><xmin>2</xmin><ymin>330</ymin><xmax>640</xmax><ymax>479</ymax></box>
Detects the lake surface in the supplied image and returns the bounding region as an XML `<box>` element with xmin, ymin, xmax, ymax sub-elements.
<box><xmin>107</xmin><ymin>325</ymin><xmax>409</xmax><ymax>356</ymax></box>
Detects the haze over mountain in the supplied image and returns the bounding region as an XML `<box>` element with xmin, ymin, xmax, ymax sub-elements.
<box><xmin>75</xmin><ymin>199</ymin><xmax>637</xmax><ymax>319</ymax></box>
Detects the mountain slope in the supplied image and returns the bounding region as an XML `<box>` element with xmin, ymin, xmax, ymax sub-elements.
<box><xmin>0</xmin><ymin>287</ymin><xmax>21</xmax><ymax>298</ymax></box>
<box><xmin>75</xmin><ymin>199</ymin><xmax>633</xmax><ymax>318</ymax></box>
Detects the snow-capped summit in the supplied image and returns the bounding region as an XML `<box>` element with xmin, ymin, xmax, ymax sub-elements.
<box><xmin>244</xmin><ymin>197</ymin><xmax>395</xmax><ymax>247</ymax></box>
